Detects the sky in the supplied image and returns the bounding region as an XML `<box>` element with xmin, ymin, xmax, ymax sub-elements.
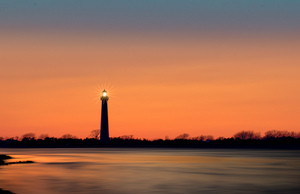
<box><xmin>1</xmin><ymin>0</ymin><xmax>300</xmax><ymax>139</ymax></box>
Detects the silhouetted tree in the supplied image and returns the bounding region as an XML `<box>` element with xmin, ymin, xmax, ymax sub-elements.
<box><xmin>289</xmin><ymin>131</ymin><xmax>300</xmax><ymax>138</ymax></box>
<box><xmin>38</xmin><ymin>134</ymin><xmax>49</xmax><ymax>140</ymax></box>
<box><xmin>175</xmin><ymin>133</ymin><xmax>190</xmax><ymax>140</ymax></box>
<box><xmin>292</xmin><ymin>132</ymin><xmax>300</xmax><ymax>138</ymax></box>
<box><xmin>233</xmin><ymin>131</ymin><xmax>260</xmax><ymax>140</ymax></box>
<box><xmin>263</xmin><ymin>130</ymin><xmax>298</xmax><ymax>139</ymax></box>
<box><xmin>0</xmin><ymin>137</ymin><xmax>3</xmax><ymax>141</ymax></box>
<box><xmin>206</xmin><ymin>135</ymin><xmax>214</xmax><ymax>141</ymax></box>
<box><xmin>89</xmin><ymin>129</ymin><xmax>100</xmax><ymax>140</ymax></box>
<box><xmin>60</xmin><ymin>134</ymin><xmax>77</xmax><ymax>139</ymax></box>
<box><xmin>192</xmin><ymin>135</ymin><xmax>205</xmax><ymax>141</ymax></box>
<box><xmin>119</xmin><ymin>135</ymin><xmax>134</xmax><ymax>140</ymax></box>
<box><xmin>192</xmin><ymin>135</ymin><xmax>214</xmax><ymax>141</ymax></box>
<box><xmin>22</xmin><ymin>133</ymin><xmax>36</xmax><ymax>140</ymax></box>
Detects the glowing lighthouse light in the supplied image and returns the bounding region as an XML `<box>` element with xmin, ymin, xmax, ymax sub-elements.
<box><xmin>100</xmin><ymin>89</ymin><xmax>109</xmax><ymax>142</ymax></box>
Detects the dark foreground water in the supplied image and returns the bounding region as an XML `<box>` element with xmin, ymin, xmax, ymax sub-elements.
<box><xmin>0</xmin><ymin>148</ymin><xmax>299</xmax><ymax>194</ymax></box>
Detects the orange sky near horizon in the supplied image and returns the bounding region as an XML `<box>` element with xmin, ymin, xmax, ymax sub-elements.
<box><xmin>1</xmin><ymin>32</ymin><xmax>299</xmax><ymax>139</ymax></box>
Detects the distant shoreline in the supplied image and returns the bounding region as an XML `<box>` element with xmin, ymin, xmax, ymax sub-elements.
<box><xmin>1</xmin><ymin>137</ymin><xmax>299</xmax><ymax>149</ymax></box>
<box><xmin>1</xmin><ymin>146</ymin><xmax>299</xmax><ymax>150</ymax></box>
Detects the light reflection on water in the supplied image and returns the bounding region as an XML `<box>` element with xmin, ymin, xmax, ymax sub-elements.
<box><xmin>0</xmin><ymin>148</ymin><xmax>299</xmax><ymax>194</ymax></box>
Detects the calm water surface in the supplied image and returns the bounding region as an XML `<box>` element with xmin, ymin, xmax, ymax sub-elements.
<box><xmin>0</xmin><ymin>148</ymin><xmax>299</xmax><ymax>194</ymax></box>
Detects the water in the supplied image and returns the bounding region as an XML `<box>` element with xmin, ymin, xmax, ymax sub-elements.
<box><xmin>0</xmin><ymin>148</ymin><xmax>299</xmax><ymax>194</ymax></box>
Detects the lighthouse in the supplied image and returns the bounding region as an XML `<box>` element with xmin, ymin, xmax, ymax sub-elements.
<box><xmin>100</xmin><ymin>89</ymin><xmax>109</xmax><ymax>142</ymax></box>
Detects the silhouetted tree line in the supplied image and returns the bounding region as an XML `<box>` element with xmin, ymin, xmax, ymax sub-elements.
<box><xmin>0</xmin><ymin>130</ymin><xmax>299</xmax><ymax>149</ymax></box>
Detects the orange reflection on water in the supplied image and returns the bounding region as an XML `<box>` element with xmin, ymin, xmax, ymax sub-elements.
<box><xmin>1</xmin><ymin>148</ymin><xmax>300</xmax><ymax>194</ymax></box>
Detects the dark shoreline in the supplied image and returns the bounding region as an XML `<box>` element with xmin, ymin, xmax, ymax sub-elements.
<box><xmin>0</xmin><ymin>188</ymin><xmax>14</xmax><ymax>194</ymax></box>
<box><xmin>0</xmin><ymin>155</ymin><xmax>15</xmax><ymax>194</ymax></box>
<box><xmin>0</xmin><ymin>155</ymin><xmax>12</xmax><ymax>165</ymax></box>
<box><xmin>0</xmin><ymin>155</ymin><xmax>34</xmax><ymax>166</ymax></box>
<box><xmin>1</xmin><ymin>155</ymin><xmax>34</xmax><ymax>194</ymax></box>
<box><xmin>1</xmin><ymin>137</ymin><xmax>299</xmax><ymax>149</ymax></box>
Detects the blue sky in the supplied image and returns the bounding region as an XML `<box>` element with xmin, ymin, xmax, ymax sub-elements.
<box><xmin>1</xmin><ymin>0</ymin><xmax>299</xmax><ymax>36</ymax></box>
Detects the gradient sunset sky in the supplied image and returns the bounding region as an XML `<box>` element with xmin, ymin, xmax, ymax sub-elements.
<box><xmin>1</xmin><ymin>0</ymin><xmax>300</xmax><ymax>139</ymax></box>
